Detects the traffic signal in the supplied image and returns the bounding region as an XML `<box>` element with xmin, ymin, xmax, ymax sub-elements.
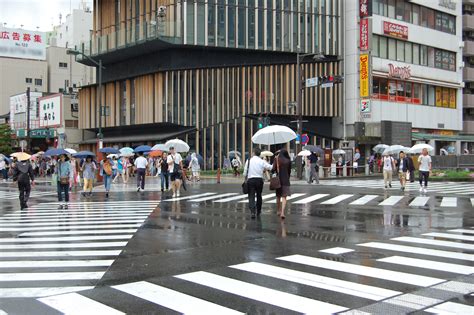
<box><xmin>258</xmin><ymin>116</ymin><xmax>264</xmax><ymax>129</ymax></box>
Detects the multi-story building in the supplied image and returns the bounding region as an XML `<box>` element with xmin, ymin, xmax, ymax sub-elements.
<box><xmin>76</xmin><ymin>0</ymin><xmax>344</xmax><ymax>169</ymax></box>
<box><xmin>345</xmin><ymin>0</ymin><xmax>469</xmax><ymax>156</ymax></box>
<box><xmin>462</xmin><ymin>0</ymin><xmax>474</xmax><ymax>153</ymax></box>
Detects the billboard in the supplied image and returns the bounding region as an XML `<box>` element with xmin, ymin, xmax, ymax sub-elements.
<box><xmin>359</xmin><ymin>0</ymin><xmax>372</xmax><ymax>17</ymax></box>
<box><xmin>383</xmin><ymin>21</ymin><xmax>408</xmax><ymax>40</ymax></box>
<box><xmin>9</xmin><ymin>91</ymin><xmax>42</xmax><ymax>130</ymax></box>
<box><xmin>0</xmin><ymin>27</ymin><xmax>46</xmax><ymax>60</ymax></box>
<box><xmin>39</xmin><ymin>94</ymin><xmax>62</xmax><ymax>128</ymax></box>
<box><xmin>359</xmin><ymin>54</ymin><xmax>370</xmax><ymax>98</ymax></box>
<box><xmin>360</xmin><ymin>18</ymin><xmax>369</xmax><ymax>51</ymax></box>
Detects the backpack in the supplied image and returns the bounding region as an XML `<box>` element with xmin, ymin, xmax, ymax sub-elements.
<box><xmin>103</xmin><ymin>162</ymin><xmax>113</xmax><ymax>176</ymax></box>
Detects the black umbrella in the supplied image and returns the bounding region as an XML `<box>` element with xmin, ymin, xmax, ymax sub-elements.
<box><xmin>303</xmin><ymin>145</ymin><xmax>324</xmax><ymax>155</ymax></box>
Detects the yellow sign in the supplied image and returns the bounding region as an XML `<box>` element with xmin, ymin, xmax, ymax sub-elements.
<box><xmin>359</xmin><ymin>54</ymin><xmax>370</xmax><ymax>98</ymax></box>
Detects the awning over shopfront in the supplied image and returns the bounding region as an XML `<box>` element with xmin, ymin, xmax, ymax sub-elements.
<box><xmin>412</xmin><ymin>132</ymin><xmax>474</xmax><ymax>142</ymax></box>
<box><xmin>80</xmin><ymin>123</ymin><xmax>196</xmax><ymax>144</ymax></box>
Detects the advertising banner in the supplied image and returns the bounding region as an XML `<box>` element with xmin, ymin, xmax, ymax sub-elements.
<box><xmin>383</xmin><ymin>21</ymin><xmax>408</xmax><ymax>40</ymax></box>
<box><xmin>39</xmin><ymin>94</ymin><xmax>62</xmax><ymax>128</ymax></box>
<box><xmin>0</xmin><ymin>27</ymin><xmax>46</xmax><ymax>60</ymax></box>
<box><xmin>359</xmin><ymin>0</ymin><xmax>372</xmax><ymax>17</ymax></box>
<box><xmin>360</xmin><ymin>18</ymin><xmax>369</xmax><ymax>51</ymax></box>
<box><xmin>9</xmin><ymin>92</ymin><xmax>42</xmax><ymax>130</ymax></box>
<box><xmin>360</xmin><ymin>54</ymin><xmax>370</xmax><ymax>98</ymax></box>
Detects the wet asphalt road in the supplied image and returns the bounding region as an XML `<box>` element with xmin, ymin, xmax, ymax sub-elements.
<box><xmin>0</xmin><ymin>177</ymin><xmax>473</xmax><ymax>314</ymax></box>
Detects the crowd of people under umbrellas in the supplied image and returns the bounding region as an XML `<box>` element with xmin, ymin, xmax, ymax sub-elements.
<box><xmin>4</xmin><ymin>126</ymin><xmax>433</xmax><ymax>220</ymax></box>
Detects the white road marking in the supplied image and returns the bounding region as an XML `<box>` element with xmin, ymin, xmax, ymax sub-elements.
<box><xmin>190</xmin><ymin>193</ymin><xmax>238</xmax><ymax>202</ymax></box>
<box><xmin>0</xmin><ymin>260</ymin><xmax>114</xmax><ymax>268</ymax></box>
<box><xmin>164</xmin><ymin>192</ymin><xmax>217</xmax><ymax>202</ymax></box>
<box><xmin>0</xmin><ymin>223</ymin><xmax>142</xmax><ymax>232</ymax></box>
<box><xmin>349</xmin><ymin>195</ymin><xmax>378</xmax><ymax>206</ymax></box>
<box><xmin>231</xmin><ymin>262</ymin><xmax>400</xmax><ymax>301</ymax></box>
<box><xmin>176</xmin><ymin>271</ymin><xmax>347</xmax><ymax>314</ymax></box>
<box><xmin>0</xmin><ymin>241</ymin><xmax>127</xmax><ymax>249</ymax></box>
<box><xmin>0</xmin><ymin>250</ymin><xmax>122</xmax><ymax>258</ymax></box>
<box><xmin>320</xmin><ymin>194</ymin><xmax>354</xmax><ymax>205</ymax></box>
<box><xmin>266</xmin><ymin>193</ymin><xmax>306</xmax><ymax>204</ymax></box>
<box><xmin>423</xmin><ymin>232</ymin><xmax>474</xmax><ymax>242</ymax></box>
<box><xmin>214</xmin><ymin>195</ymin><xmax>249</xmax><ymax>203</ymax></box>
<box><xmin>425</xmin><ymin>301</ymin><xmax>474</xmax><ymax>314</ymax></box>
<box><xmin>0</xmin><ymin>271</ymin><xmax>105</xmax><ymax>281</ymax></box>
<box><xmin>239</xmin><ymin>194</ymin><xmax>274</xmax><ymax>203</ymax></box>
<box><xmin>277</xmin><ymin>255</ymin><xmax>443</xmax><ymax>287</ymax></box>
<box><xmin>20</xmin><ymin>229</ymin><xmax>138</xmax><ymax>237</ymax></box>
<box><xmin>38</xmin><ymin>292</ymin><xmax>125</xmax><ymax>315</ymax></box>
<box><xmin>293</xmin><ymin>194</ymin><xmax>329</xmax><ymax>204</ymax></box>
<box><xmin>378</xmin><ymin>256</ymin><xmax>473</xmax><ymax>275</ymax></box>
<box><xmin>379</xmin><ymin>196</ymin><xmax>404</xmax><ymax>206</ymax></box>
<box><xmin>392</xmin><ymin>236</ymin><xmax>474</xmax><ymax>251</ymax></box>
<box><xmin>0</xmin><ymin>218</ymin><xmax>145</xmax><ymax>228</ymax></box>
<box><xmin>0</xmin><ymin>286</ymin><xmax>94</xmax><ymax>298</ymax></box>
<box><xmin>0</xmin><ymin>235</ymin><xmax>133</xmax><ymax>243</ymax></box>
<box><xmin>440</xmin><ymin>197</ymin><xmax>457</xmax><ymax>207</ymax></box>
<box><xmin>409</xmin><ymin>197</ymin><xmax>430</xmax><ymax>207</ymax></box>
<box><xmin>113</xmin><ymin>281</ymin><xmax>243</xmax><ymax>315</ymax></box>
<box><xmin>358</xmin><ymin>242</ymin><xmax>474</xmax><ymax>261</ymax></box>
<box><xmin>319</xmin><ymin>247</ymin><xmax>354</xmax><ymax>255</ymax></box>
<box><xmin>448</xmin><ymin>229</ymin><xmax>474</xmax><ymax>235</ymax></box>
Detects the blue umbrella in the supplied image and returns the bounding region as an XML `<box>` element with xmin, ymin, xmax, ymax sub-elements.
<box><xmin>100</xmin><ymin>147</ymin><xmax>120</xmax><ymax>154</ymax></box>
<box><xmin>134</xmin><ymin>145</ymin><xmax>152</xmax><ymax>153</ymax></box>
<box><xmin>44</xmin><ymin>148</ymin><xmax>70</xmax><ymax>156</ymax></box>
<box><xmin>73</xmin><ymin>151</ymin><xmax>96</xmax><ymax>159</ymax></box>
<box><xmin>185</xmin><ymin>153</ymin><xmax>204</xmax><ymax>166</ymax></box>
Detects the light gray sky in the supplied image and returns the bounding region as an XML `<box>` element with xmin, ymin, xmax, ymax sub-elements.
<box><xmin>0</xmin><ymin>0</ymin><xmax>93</xmax><ymax>32</ymax></box>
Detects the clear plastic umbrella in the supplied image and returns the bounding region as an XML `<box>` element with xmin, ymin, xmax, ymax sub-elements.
<box><xmin>165</xmin><ymin>139</ymin><xmax>190</xmax><ymax>153</ymax></box>
<box><xmin>373</xmin><ymin>144</ymin><xmax>389</xmax><ymax>153</ymax></box>
<box><xmin>332</xmin><ymin>149</ymin><xmax>346</xmax><ymax>155</ymax></box>
<box><xmin>151</xmin><ymin>143</ymin><xmax>169</xmax><ymax>151</ymax></box>
<box><xmin>409</xmin><ymin>143</ymin><xmax>434</xmax><ymax>154</ymax></box>
<box><xmin>383</xmin><ymin>145</ymin><xmax>407</xmax><ymax>155</ymax></box>
<box><xmin>298</xmin><ymin>150</ymin><xmax>312</xmax><ymax>157</ymax></box>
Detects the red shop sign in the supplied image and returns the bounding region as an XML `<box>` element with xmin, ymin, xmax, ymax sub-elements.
<box><xmin>359</xmin><ymin>0</ymin><xmax>372</xmax><ymax>17</ymax></box>
<box><xmin>383</xmin><ymin>21</ymin><xmax>408</xmax><ymax>40</ymax></box>
<box><xmin>360</xmin><ymin>18</ymin><xmax>369</xmax><ymax>51</ymax></box>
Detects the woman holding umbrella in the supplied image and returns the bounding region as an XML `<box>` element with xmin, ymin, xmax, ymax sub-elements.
<box><xmin>273</xmin><ymin>149</ymin><xmax>292</xmax><ymax>220</ymax></box>
<box><xmin>188</xmin><ymin>153</ymin><xmax>201</xmax><ymax>182</ymax></box>
<box><xmin>100</xmin><ymin>157</ymin><xmax>114</xmax><ymax>198</ymax></box>
<box><xmin>81</xmin><ymin>156</ymin><xmax>97</xmax><ymax>197</ymax></box>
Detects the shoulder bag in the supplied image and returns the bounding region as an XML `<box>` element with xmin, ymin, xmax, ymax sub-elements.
<box><xmin>269</xmin><ymin>158</ymin><xmax>281</xmax><ymax>191</ymax></box>
<box><xmin>58</xmin><ymin>162</ymin><xmax>69</xmax><ymax>185</ymax></box>
<box><xmin>242</xmin><ymin>159</ymin><xmax>250</xmax><ymax>194</ymax></box>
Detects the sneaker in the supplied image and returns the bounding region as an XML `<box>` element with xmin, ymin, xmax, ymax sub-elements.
<box><xmin>161</xmin><ymin>188</ymin><xmax>164</xmax><ymax>192</ymax></box>
<box><xmin>172</xmin><ymin>193</ymin><xmax>177</xmax><ymax>198</ymax></box>
<box><xmin>177</xmin><ymin>191</ymin><xmax>180</xmax><ymax>197</ymax></box>
<box><xmin>105</xmin><ymin>192</ymin><xmax>109</xmax><ymax>198</ymax></box>
<box><xmin>58</xmin><ymin>204</ymin><xmax>63</xmax><ymax>210</ymax></box>
<box><xmin>401</xmin><ymin>186</ymin><xmax>405</xmax><ymax>191</ymax></box>
<box><xmin>385</xmin><ymin>185</ymin><xmax>388</xmax><ymax>189</ymax></box>
<box><xmin>389</xmin><ymin>184</ymin><xmax>392</xmax><ymax>188</ymax></box>
<box><xmin>419</xmin><ymin>186</ymin><xmax>423</xmax><ymax>192</ymax></box>
<box><xmin>137</xmin><ymin>187</ymin><xmax>140</xmax><ymax>192</ymax></box>
<box><xmin>423</xmin><ymin>187</ymin><xmax>428</xmax><ymax>193</ymax></box>
<box><xmin>64</xmin><ymin>204</ymin><xmax>69</xmax><ymax>209</ymax></box>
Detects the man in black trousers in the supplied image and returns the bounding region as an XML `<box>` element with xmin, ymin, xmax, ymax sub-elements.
<box><xmin>243</xmin><ymin>148</ymin><xmax>273</xmax><ymax>219</ymax></box>
<box><xmin>13</xmin><ymin>158</ymin><xmax>35</xmax><ymax>210</ymax></box>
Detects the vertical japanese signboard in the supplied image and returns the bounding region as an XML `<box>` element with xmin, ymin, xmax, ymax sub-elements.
<box><xmin>39</xmin><ymin>94</ymin><xmax>62</xmax><ymax>128</ymax></box>
<box><xmin>360</xmin><ymin>19</ymin><xmax>369</xmax><ymax>51</ymax></box>
<box><xmin>0</xmin><ymin>27</ymin><xmax>46</xmax><ymax>60</ymax></box>
<box><xmin>359</xmin><ymin>0</ymin><xmax>372</xmax><ymax>17</ymax></box>
<box><xmin>360</xmin><ymin>54</ymin><xmax>370</xmax><ymax>98</ymax></box>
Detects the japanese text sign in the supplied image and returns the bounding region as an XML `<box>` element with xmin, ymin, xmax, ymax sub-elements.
<box><xmin>0</xmin><ymin>27</ymin><xmax>45</xmax><ymax>60</ymax></box>
<box><xmin>360</xmin><ymin>19</ymin><xmax>369</xmax><ymax>51</ymax></box>
<box><xmin>383</xmin><ymin>21</ymin><xmax>408</xmax><ymax>40</ymax></box>
<box><xmin>360</xmin><ymin>54</ymin><xmax>370</xmax><ymax>98</ymax></box>
<box><xmin>359</xmin><ymin>0</ymin><xmax>372</xmax><ymax>17</ymax></box>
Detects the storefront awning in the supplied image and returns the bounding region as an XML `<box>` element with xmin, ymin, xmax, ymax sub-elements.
<box><xmin>80</xmin><ymin>125</ymin><xmax>196</xmax><ymax>144</ymax></box>
<box><xmin>412</xmin><ymin>132</ymin><xmax>474</xmax><ymax>142</ymax></box>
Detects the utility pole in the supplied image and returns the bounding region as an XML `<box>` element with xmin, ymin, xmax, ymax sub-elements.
<box><xmin>296</xmin><ymin>50</ymin><xmax>303</xmax><ymax>180</ymax></box>
<box><xmin>26</xmin><ymin>87</ymin><xmax>31</xmax><ymax>152</ymax></box>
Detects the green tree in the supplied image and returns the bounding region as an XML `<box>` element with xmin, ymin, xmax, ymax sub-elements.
<box><xmin>0</xmin><ymin>124</ymin><xmax>13</xmax><ymax>156</ymax></box>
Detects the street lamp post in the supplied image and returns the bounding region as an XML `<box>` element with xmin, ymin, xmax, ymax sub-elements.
<box><xmin>295</xmin><ymin>48</ymin><xmax>325</xmax><ymax>179</ymax></box>
<box><xmin>66</xmin><ymin>49</ymin><xmax>105</xmax><ymax>146</ymax></box>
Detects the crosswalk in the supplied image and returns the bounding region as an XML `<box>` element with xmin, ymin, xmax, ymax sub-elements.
<box><xmin>0</xmin><ymin>189</ymin><xmax>53</xmax><ymax>200</ymax></box>
<box><xmin>34</xmin><ymin>227</ymin><xmax>474</xmax><ymax>314</ymax></box>
<box><xmin>318</xmin><ymin>179</ymin><xmax>474</xmax><ymax>195</ymax></box>
<box><xmin>162</xmin><ymin>191</ymin><xmax>474</xmax><ymax>209</ymax></box>
<box><xmin>0</xmin><ymin>200</ymin><xmax>159</xmax><ymax>298</ymax></box>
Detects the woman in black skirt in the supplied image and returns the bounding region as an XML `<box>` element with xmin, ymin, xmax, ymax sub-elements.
<box><xmin>273</xmin><ymin>149</ymin><xmax>292</xmax><ymax>219</ymax></box>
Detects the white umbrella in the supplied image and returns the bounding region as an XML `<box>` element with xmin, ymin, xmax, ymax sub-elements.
<box><xmin>410</xmin><ymin>143</ymin><xmax>434</xmax><ymax>154</ymax></box>
<box><xmin>440</xmin><ymin>148</ymin><xmax>448</xmax><ymax>155</ymax></box>
<box><xmin>107</xmin><ymin>154</ymin><xmax>119</xmax><ymax>159</ymax></box>
<box><xmin>65</xmin><ymin>148</ymin><xmax>77</xmax><ymax>154</ymax></box>
<box><xmin>151</xmin><ymin>143</ymin><xmax>169</xmax><ymax>151</ymax></box>
<box><xmin>298</xmin><ymin>150</ymin><xmax>312</xmax><ymax>157</ymax></box>
<box><xmin>373</xmin><ymin>144</ymin><xmax>389</xmax><ymax>153</ymax></box>
<box><xmin>251</xmin><ymin>125</ymin><xmax>297</xmax><ymax>145</ymax></box>
<box><xmin>383</xmin><ymin>145</ymin><xmax>406</xmax><ymax>155</ymax></box>
<box><xmin>332</xmin><ymin>149</ymin><xmax>346</xmax><ymax>155</ymax></box>
<box><xmin>165</xmin><ymin>139</ymin><xmax>190</xmax><ymax>153</ymax></box>
<box><xmin>260</xmin><ymin>151</ymin><xmax>273</xmax><ymax>158</ymax></box>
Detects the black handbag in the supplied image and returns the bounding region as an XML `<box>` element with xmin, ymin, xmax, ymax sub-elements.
<box><xmin>242</xmin><ymin>160</ymin><xmax>249</xmax><ymax>194</ymax></box>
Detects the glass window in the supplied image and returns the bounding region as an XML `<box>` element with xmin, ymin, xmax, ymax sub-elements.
<box><xmin>130</xmin><ymin>79</ymin><xmax>135</xmax><ymax>125</ymax></box>
<box><xmin>434</xmin><ymin>49</ymin><xmax>443</xmax><ymax>69</ymax></box>
<box><xmin>420</xmin><ymin>6</ymin><xmax>428</xmax><ymax>27</ymax></box>
<box><xmin>448</xmin><ymin>15</ymin><xmax>455</xmax><ymax>34</ymax></box>
<box><xmin>412</xmin><ymin>4</ymin><xmax>419</xmax><ymax>25</ymax></box>
<box><xmin>404</xmin><ymin>2</ymin><xmax>411</xmax><ymax>22</ymax></box>
<box><xmin>379</xmin><ymin>36</ymin><xmax>388</xmax><ymax>59</ymax></box>
<box><xmin>449</xmin><ymin>89</ymin><xmax>456</xmax><ymax>108</ymax></box>
<box><xmin>372</xmin><ymin>35</ymin><xmax>379</xmax><ymax>57</ymax></box>
<box><xmin>208</xmin><ymin>1</ymin><xmax>216</xmax><ymax>45</ymax></box>
<box><xmin>388</xmin><ymin>38</ymin><xmax>396</xmax><ymax>60</ymax></box>
<box><xmin>413</xmin><ymin>44</ymin><xmax>420</xmax><ymax>65</ymax></box>
<box><xmin>405</xmin><ymin>82</ymin><xmax>412</xmax><ymax>98</ymax></box>
<box><xmin>405</xmin><ymin>42</ymin><xmax>412</xmax><ymax>63</ymax></box>
<box><xmin>428</xmin><ymin>86</ymin><xmax>435</xmax><ymax>106</ymax></box>
<box><xmin>238</xmin><ymin>0</ymin><xmax>246</xmax><ymax>48</ymax></box>
<box><xmin>421</xmin><ymin>45</ymin><xmax>428</xmax><ymax>66</ymax></box>
<box><xmin>266</xmin><ymin>0</ymin><xmax>272</xmax><ymax>49</ymax></box>
<box><xmin>373</xmin><ymin>0</ymin><xmax>380</xmax><ymax>15</ymax></box>
<box><xmin>435</xmin><ymin>86</ymin><xmax>442</xmax><ymax>106</ymax></box>
<box><xmin>442</xmin><ymin>87</ymin><xmax>450</xmax><ymax>107</ymax></box>
<box><xmin>428</xmin><ymin>47</ymin><xmax>435</xmax><ymax>67</ymax></box>
<box><xmin>427</xmin><ymin>8</ymin><xmax>435</xmax><ymax>29</ymax></box>
<box><xmin>35</xmin><ymin>79</ymin><xmax>42</xmax><ymax>86</ymax></box>
<box><xmin>257</xmin><ymin>1</ymin><xmax>264</xmax><ymax>49</ymax></box>
<box><xmin>397</xmin><ymin>82</ymin><xmax>405</xmax><ymax>97</ymax></box>
<box><xmin>395</xmin><ymin>0</ymin><xmax>404</xmax><ymax>20</ymax></box>
<box><xmin>197</xmin><ymin>3</ymin><xmax>206</xmax><ymax>45</ymax></box>
<box><xmin>387</xmin><ymin>0</ymin><xmax>395</xmax><ymax>19</ymax></box>
<box><xmin>248</xmin><ymin>0</ymin><xmax>256</xmax><ymax>49</ymax></box>
<box><xmin>229</xmin><ymin>2</ymin><xmax>236</xmax><ymax>46</ymax></box>
<box><xmin>187</xmin><ymin>2</ymin><xmax>195</xmax><ymax>44</ymax></box>
<box><xmin>448</xmin><ymin>52</ymin><xmax>456</xmax><ymax>71</ymax></box>
<box><xmin>422</xmin><ymin>84</ymin><xmax>428</xmax><ymax>104</ymax></box>
<box><xmin>373</xmin><ymin>77</ymin><xmax>380</xmax><ymax>94</ymax></box>
<box><xmin>413</xmin><ymin>83</ymin><xmax>420</xmax><ymax>100</ymax></box>
<box><xmin>435</xmin><ymin>12</ymin><xmax>443</xmax><ymax>32</ymax></box>
<box><xmin>396</xmin><ymin>40</ymin><xmax>404</xmax><ymax>61</ymax></box>
<box><xmin>380</xmin><ymin>78</ymin><xmax>388</xmax><ymax>95</ymax></box>
<box><xmin>389</xmin><ymin>80</ymin><xmax>397</xmax><ymax>96</ymax></box>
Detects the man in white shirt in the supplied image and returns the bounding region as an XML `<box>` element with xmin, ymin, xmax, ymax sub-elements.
<box><xmin>382</xmin><ymin>153</ymin><xmax>396</xmax><ymax>189</ymax></box>
<box><xmin>134</xmin><ymin>152</ymin><xmax>148</xmax><ymax>192</ymax></box>
<box><xmin>418</xmin><ymin>148</ymin><xmax>432</xmax><ymax>193</ymax></box>
<box><xmin>0</xmin><ymin>158</ymin><xmax>7</xmax><ymax>182</ymax></box>
<box><xmin>167</xmin><ymin>146</ymin><xmax>183</xmax><ymax>197</ymax></box>
<box><xmin>243</xmin><ymin>148</ymin><xmax>273</xmax><ymax>219</ymax></box>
